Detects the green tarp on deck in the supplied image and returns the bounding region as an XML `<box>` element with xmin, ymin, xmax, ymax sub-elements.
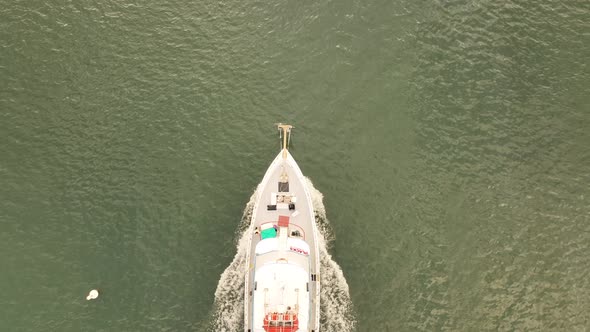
<box><xmin>261</xmin><ymin>228</ymin><xmax>277</xmax><ymax>239</ymax></box>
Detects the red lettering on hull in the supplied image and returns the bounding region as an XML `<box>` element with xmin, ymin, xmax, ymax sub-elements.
<box><xmin>289</xmin><ymin>246</ymin><xmax>308</xmax><ymax>255</ymax></box>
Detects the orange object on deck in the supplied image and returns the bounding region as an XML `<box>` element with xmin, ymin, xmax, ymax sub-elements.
<box><xmin>278</xmin><ymin>215</ymin><xmax>290</xmax><ymax>227</ymax></box>
<box><xmin>263</xmin><ymin>312</ymin><xmax>299</xmax><ymax>332</ymax></box>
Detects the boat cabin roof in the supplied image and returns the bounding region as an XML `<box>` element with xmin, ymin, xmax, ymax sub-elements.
<box><xmin>255</xmin><ymin>238</ymin><xmax>310</xmax><ymax>256</ymax></box>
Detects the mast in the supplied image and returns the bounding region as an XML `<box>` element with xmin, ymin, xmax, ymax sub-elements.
<box><xmin>277</xmin><ymin>123</ymin><xmax>293</xmax><ymax>159</ymax></box>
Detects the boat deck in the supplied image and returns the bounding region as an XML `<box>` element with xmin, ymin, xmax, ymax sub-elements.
<box><xmin>245</xmin><ymin>151</ymin><xmax>320</xmax><ymax>331</ymax></box>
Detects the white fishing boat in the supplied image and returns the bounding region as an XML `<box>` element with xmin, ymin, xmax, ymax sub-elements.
<box><xmin>244</xmin><ymin>124</ymin><xmax>321</xmax><ymax>332</ymax></box>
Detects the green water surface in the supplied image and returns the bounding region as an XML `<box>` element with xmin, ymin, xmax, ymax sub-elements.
<box><xmin>1</xmin><ymin>0</ymin><xmax>589</xmax><ymax>331</ymax></box>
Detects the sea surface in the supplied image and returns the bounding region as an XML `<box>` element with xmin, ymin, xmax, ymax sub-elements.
<box><xmin>1</xmin><ymin>0</ymin><xmax>589</xmax><ymax>331</ymax></box>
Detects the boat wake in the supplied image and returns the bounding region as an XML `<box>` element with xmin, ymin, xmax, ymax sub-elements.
<box><xmin>209</xmin><ymin>178</ymin><xmax>356</xmax><ymax>332</ymax></box>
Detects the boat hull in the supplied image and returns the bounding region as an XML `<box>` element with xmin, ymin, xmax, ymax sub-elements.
<box><xmin>244</xmin><ymin>151</ymin><xmax>321</xmax><ymax>332</ymax></box>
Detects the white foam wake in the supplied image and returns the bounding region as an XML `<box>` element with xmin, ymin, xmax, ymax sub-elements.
<box><xmin>209</xmin><ymin>179</ymin><xmax>356</xmax><ymax>332</ymax></box>
<box><xmin>306</xmin><ymin>178</ymin><xmax>356</xmax><ymax>332</ymax></box>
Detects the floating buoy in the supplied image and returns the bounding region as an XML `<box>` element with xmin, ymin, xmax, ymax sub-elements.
<box><xmin>86</xmin><ymin>289</ymin><xmax>99</xmax><ymax>300</ymax></box>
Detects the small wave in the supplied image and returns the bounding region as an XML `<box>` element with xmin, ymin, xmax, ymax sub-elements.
<box><xmin>210</xmin><ymin>179</ymin><xmax>355</xmax><ymax>332</ymax></box>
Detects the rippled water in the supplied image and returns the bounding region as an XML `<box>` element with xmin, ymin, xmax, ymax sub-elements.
<box><xmin>407</xmin><ymin>1</ymin><xmax>589</xmax><ymax>330</ymax></box>
<box><xmin>1</xmin><ymin>0</ymin><xmax>589</xmax><ymax>331</ymax></box>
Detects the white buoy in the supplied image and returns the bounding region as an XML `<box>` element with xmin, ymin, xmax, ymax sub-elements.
<box><xmin>86</xmin><ymin>289</ymin><xmax>99</xmax><ymax>300</ymax></box>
